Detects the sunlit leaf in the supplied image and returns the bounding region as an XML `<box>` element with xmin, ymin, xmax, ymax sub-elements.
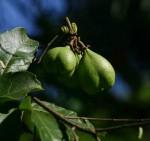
<box><xmin>0</xmin><ymin>27</ymin><xmax>39</xmax><ymax>76</ymax></box>
<box><xmin>0</xmin><ymin>112</ymin><xmax>11</xmax><ymax>124</ymax></box>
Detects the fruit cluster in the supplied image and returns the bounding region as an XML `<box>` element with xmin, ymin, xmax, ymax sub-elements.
<box><xmin>42</xmin><ymin>45</ymin><xmax>115</xmax><ymax>95</ymax></box>
<box><xmin>42</xmin><ymin>17</ymin><xmax>115</xmax><ymax>95</ymax></box>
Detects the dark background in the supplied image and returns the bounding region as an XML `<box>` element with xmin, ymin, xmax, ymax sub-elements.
<box><xmin>0</xmin><ymin>0</ymin><xmax>150</xmax><ymax>140</ymax></box>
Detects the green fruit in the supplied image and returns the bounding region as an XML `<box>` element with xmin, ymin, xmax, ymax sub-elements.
<box><xmin>42</xmin><ymin>46</ymin><xmax>77</xmax><ymax>81</ymax></box>
<box><xmin>77</xmin><ymin>49</ymin><xmax>115</xmax><ymax>94</ymax></box>
<box><xmin>62</xmin><ymin>53</ymin><xmax>82</xmax><ymax>88</ymax></box>
<box><xmin>75</xmin><ymin>53</ymin><xmax>82</xmax><ymax>68</ymax></box>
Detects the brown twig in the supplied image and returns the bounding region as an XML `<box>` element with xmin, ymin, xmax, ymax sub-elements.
<box><xmin>31</xmin><ymin>96</ymin><xmax>150</xmax><ymax>140</ymax></box>
<box><xmin>65</xmin><ymin>116</ymin><xmax>150</xmax><ymax>122</ymax></box>
<box><xmin>31</xmin><ymin>97</ymin><xmax>97</xmax><ymax>135</ymax></box>
<box><xmin>96</xmin><ymin>121</ymin><xmax>150</xmax><ymax>132</ymax></box>
<box><xmin>71</xmin><ymin>127</ymin><xmax>79</xmax><ymax>141</ymax></box>
<box><xmin>94</xmin><ymin>135</ymin><xmax>101</xmax><ymax>141</ymax></box>
<box><xmin>65</xmin><ymin>17</ymin><xmax>75</xmax><ymax>35</ymax></box>
<box><xmin>38</xmin><ymin>35</ymin><xmax>59</xmax><ymax>63</ymax></box>
<box><xmin>77</xmin><ymin>37</ymin><xmax>86</xmax><ymax>48</ymax></box>
<box><xmin>61</xmin><ymin>17</ymin><xmax>88</xmax><ymax>55</ymax></box>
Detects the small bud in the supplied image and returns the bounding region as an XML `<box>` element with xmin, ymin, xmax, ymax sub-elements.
<box><xmin>61</xmin><ymin>26</ymin><xmax>69</xmax><ymax>34</ymax></box>
<box><xmin>71</xmin><ymin>22</ymin><xmax>78</xmax><ymax>33</ymax></box>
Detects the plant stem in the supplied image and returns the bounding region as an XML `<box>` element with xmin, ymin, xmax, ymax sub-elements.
<box><xmin>38</xmin><ymin>35</ymin><xmax>59</xmax><ymax>63</ymax></box>
<box><xmin>65</xmin><ymin>17</ymin><xmax>74</xmax><ymax>35</ymax></box>
<box><xmin>31</xmin><ymin>96</ymin><xmax>150</xmax><ymax>140</ymax></box>
<box><xmin>65</xmin><ymin>116</ymin><xmax>150</xmax><ymax>122</ymax></box>
<box><xmin>31</xmin><ymin>97</ymin><xmax>97</xmax><ymax>135</ymax></box>
<box><xmin>71</xmin><ymin>127</ymin><xmax>79</xmax><ymax>141</ymax></box>
<box><xmin>96</xmin><ymin>121</ymin><xmax>150</xmax><ymax>132</ymax></box>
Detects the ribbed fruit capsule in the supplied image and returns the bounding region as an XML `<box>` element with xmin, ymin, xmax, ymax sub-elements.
<box><xmin>62</xmin><ymin>53</ymin><xmax>82</xmax><ymax>88</ymax></box>
<box><xmin>42</xmin><ymin>46</ymin><xmax>77</xmax><ymax>81</ymax></box>
<box><xmin>77</xmin><ymin>49</ymin><xmax>115</xmax><ymax>94</ymax></box>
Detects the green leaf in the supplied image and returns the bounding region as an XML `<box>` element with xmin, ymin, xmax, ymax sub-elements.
<box><xmin>65</xmin><ymin>125</ymin><xmax>77</xmax><ymax>141</ymax></box>
<box><xmin>31</xmin><ymin>106</ymin><xmax>63</xmax><ymax>141</ymax></box>
<box><xmin>22</xmin><ymin>110</ymin><xmax>35</xmax><ymax>133</ymax></box>
<box><xmin>76</xmin><ymin>130</ymin><xmax>97</xmax><ymax>141</ymax></box>
<box><xmin>40</xmin><ymin>102</ymin><xmax>95</xmax><ymax>131</ymax></box>
<box><xmin>0</xmin><ymin>112</ymin><xmax>11</xmax><ymax>123</ymax></box>
<box><xmin>0</xmin><ymin>71</ymin><xmax>43</xmax><ymax>104</ymax></box>
<box><xmin>21</xmin><ymin>101</ymin><xmax>97</xmax><ymax>141</ymax></box>
<box><xmin>32</xmin><ymin>102</ymin><xmax>95</xmax><ymax>141</ymax></box>
<box><xmin>19</xmin><ymin>96</ymin><xmax>32</xmax><ymax>111</ymax></box>
<box><xmin>19</xmin><ymin>133</ymin><xmax>33</xmax><ymax>141</ymax></box>
<box><xmin>0</xmin><ymin>27</ymin><xmax>39</xmax><ymax>76</ymax></box>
